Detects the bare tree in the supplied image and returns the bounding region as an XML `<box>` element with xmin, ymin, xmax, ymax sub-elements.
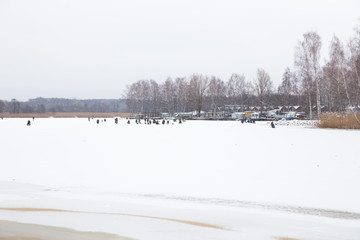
<box><xmin>161</xmin><ymin>77</ymin><xmax>176</xmax><ymax>113</ymax></box>
<box><xmin>173</xmin><ymin>77</ymin><xmax>188</xmax><ymax>112</ymax></box>
<box><xmin>124</xmin><ymin>84</ymin><xmax>137</xmax><ymax>113</ymax></box>
<box><xmin>188</xmin><ymin>74</ymin><xmax>209</xmax><ymax>117</ymax></box>
<box><xmin>295</xmin><ymin>31</ymin><xmax>322</xmax><ymax>119</ymax></box>
<box><xmin>252</xmin><ymin>68</ymin><xmax>273</xmax><ymax>115</ymax></box>
<box><xmin>10</xmin><ymin>99</ymin><xmax>20</xmax><ymax>114</ymax></box>
<box><xmin>207</xmin><ymin>76</ymin><xmax>226</xmax><ymax>118</ymax></box>
<box><xmin>278</xmin><ymin>67</ymin><xmax>295</xmax><ymax>109</ymax></box>
<box><xmin>348</xmin><ymin>24</ymin><xmax>360</xmax><ymax>106</ymax></box>
<box><xmin>226</xmin><ymin>73</ymin><xmax>246</xmax><ymax>105</ymax></box>
<box><xmin>149</xmin><ymin>79</ymin><xmax>161</xmax><ymax>116</ymax></box>
<box><xmin>0</xmin><ymin>100</ymin><xmax>5</xmax><ymax>113</ymax></box>
<box><xmin>323</xmin><ymin>36</ymin><xmax>349</xmax><ymax>111</ymax></box>
<box><xmin>125</xmin><ymin>80</ymin><xmax>150</xmax><ymax>114</ymax></box>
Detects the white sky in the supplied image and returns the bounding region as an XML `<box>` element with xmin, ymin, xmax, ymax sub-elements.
<box><xmin>0</xmin><ymin>0</ymin><xmax>359</xmax><ymax>101</ymax></box>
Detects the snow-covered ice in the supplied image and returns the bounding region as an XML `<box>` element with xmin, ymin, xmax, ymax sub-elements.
<box><xmin>0</xmin><ymin>118</ymin><xmax>359</xmax><ymax>240</ymax></box>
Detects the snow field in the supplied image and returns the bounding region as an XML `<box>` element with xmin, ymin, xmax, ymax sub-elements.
<box><xmin>0</xmin><ymin>118</ymin><xmax>359</xmax><ymax>240</ymax></box>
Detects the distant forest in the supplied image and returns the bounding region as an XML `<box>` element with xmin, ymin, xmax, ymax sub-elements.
<box><xmin>0</xmin><ymin>98</ymin><xmax>128</xmax><ymax>114</ymax></box>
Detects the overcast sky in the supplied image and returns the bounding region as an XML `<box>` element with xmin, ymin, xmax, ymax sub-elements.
<box><xmin>0</xmin><ymin>0</ymin><xmax>359</xmax><ymax>101</ymax></box>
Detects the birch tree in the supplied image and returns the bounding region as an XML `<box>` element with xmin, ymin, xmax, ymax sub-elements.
<box><xmin>295</xmin><ymin>31</ymin><xmax>322</xmax><ymax>119</ymax></box>
<box><xmin>323</xmin><ymin>36</ymin><xmax>348</xmax><ymax>111</ymax></box>
<box><xmin>207</xmin><ymin>76</ymin><xmax>226</xmax><ymax>117</ymax></box>
<box><xmin>125</xmin><ymin>80</ymin><xmax>150</xmax><ymax>113</ymax></box>
<box><xmin>174</xmin><ymin>77</ymin><xmax>188</xmax><ymax>112</ymax></box>
<box><xmin>348</xmin><ymin>24</ymin><xmax>360</xmax><ymax>105</ymax></box>
<box><xmin>149</xmin><ymin>79</ymin><xmax>161</xmax><ymax>115</ymax></box>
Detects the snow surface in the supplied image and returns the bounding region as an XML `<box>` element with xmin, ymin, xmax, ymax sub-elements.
<box><xmin>0</xmin><ymin>118</ymin><xmax>359</xmax><ymax>240</ymax></box>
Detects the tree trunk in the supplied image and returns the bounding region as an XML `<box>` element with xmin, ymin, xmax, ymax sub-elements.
<box><xmin>315</xmin><ymin>78</ymin><xmax>321</xmax><ymax>119</ymax></box>
<box><xmin>308</xmin><ymin>94</ymin><xmax>312</xmax><ymax>120</ymax></box>
<box><xmin>342</xmin><ymin>68</ymin><xmax>360</xmax><ymax>125</ymax></box>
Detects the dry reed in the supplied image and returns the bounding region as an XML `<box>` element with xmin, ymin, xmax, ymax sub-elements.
<box><xmin>318</xmin><ymin>112</ymin><xmax>360</xmax><ymax>129</ymax></box>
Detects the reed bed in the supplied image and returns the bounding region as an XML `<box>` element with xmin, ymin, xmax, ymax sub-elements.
<box><xmin>318</xmin><ymin>113</ymin><xmax>360</xmax><ymax>129</ymax></box>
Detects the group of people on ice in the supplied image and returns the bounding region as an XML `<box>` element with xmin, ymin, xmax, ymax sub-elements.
<box><xmin>25</xmin><ymin>116</ymin><xmax>274</xmax><ymax>127</ymax></box>
<box><xmin>240</xmin><ymin>118</ymin><xmax>276</xmax><ymax>128</ymax></box>
<box><xmin>131</xmin><ymin>117</ymin><xmax>182</xmax><ymax>125</ymax></box>
<box><xmin>88</xmin><ymin>117</ymin><xmax>183</xmax><ymax>125</ymax></box>
<box><xmin>241</xmin><ymin>119</ymin><xmax>256</xmax><ymax>124</ymax></box>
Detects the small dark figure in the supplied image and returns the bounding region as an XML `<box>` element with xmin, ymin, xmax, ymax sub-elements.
<box><xmin>179</xmin><ymin>119</ymin><xmax>182</xmax><ymax>124</ymax></box>
<box><xmin>115</xmin><ymin>118</ymin><xmax>118</xmax><ymax>124</ymax></box>
<box><xmin>162</xmin><ymin>119</ymin><xmax>165</xmax><ymax>125</ymax></box>
<box><xmin>88</xmin><ymin>117</ymin><xmax>90</xmax><ymax>122</ymax></box>
<box><xmin>104</xmin><ymin>119</ymin><xmax>106</xmax><ymax>122</ymax></box>
<box><xmin>32</xmin><ymin>117</ymin><xmax>35</xmax><ymax>121</ymax></box>
<box><xmin>27</xmin><ymin>120</ymin><xmax>31</xmax><ymax>126</ymax></box>
<box><xmin>127</xmin><ymin>120</ymin><xmax>130</xmax><ymax>124</ymax></box>
<box><xmin>271</xmin><ymin>121</ymin><xmax>275</xmax><ymax>128</ymax></box>
<box><xmin>241</xmin><ymin>119</ymin><xmax>244</xmax><ymax>123</ymax></box>
<box><xmin>96</xmin><ymin>119</ymin><xmax>100</xmax><ymax>124</ymax></box>
<box><xmin>167</xmin><ymin>119</ymin><xmax>169</xmax><ymax>124</ymax></box>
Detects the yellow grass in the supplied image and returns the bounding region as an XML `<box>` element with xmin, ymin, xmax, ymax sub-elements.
<box><xmin>318</xmin><ymin>113</ymin><xmax>360</xmax><ymax>129</ymax></box>
<box><xmin>0</xmin><ymin>112</ymin><xmax>133</xmax><ymax>118</ymax></box>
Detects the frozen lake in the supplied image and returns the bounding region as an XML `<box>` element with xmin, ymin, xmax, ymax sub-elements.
<box><xmin>0</xmin><ymin>118</ymin><xmax>359</xmax><ymax>240</ymax></box>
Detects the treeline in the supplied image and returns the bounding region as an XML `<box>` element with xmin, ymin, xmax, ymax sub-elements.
<box><xmin>0</xmin><ymin>98</ymin><xmax>128</xmax><ymax>114</ymax></box>
<box><xmin>125</xmin><ymin>24</ymin><xmax>360</xmax><ymax>118</ymax></box>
